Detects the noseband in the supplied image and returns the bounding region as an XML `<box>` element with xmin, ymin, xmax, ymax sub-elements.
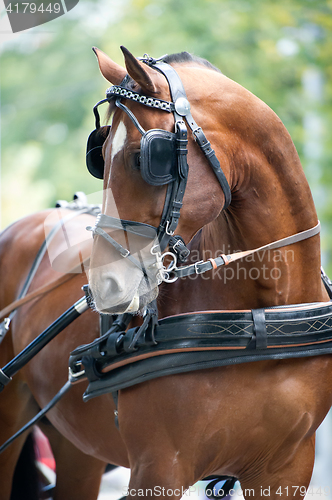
<box><xmin>86</xmin><ymin>55</ymin><xmax>232</xmax><ymax>272</ymax></box>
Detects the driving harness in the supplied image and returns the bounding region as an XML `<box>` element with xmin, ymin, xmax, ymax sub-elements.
<box><xmin>2</xmin><ymin>54</ymin><xmax>332</xmax><ymax>497</ymax></box>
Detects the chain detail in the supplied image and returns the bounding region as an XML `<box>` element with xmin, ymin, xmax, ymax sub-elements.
<box><xmin>106</xmin><ymin>86</ymin><xmax>175</xmax><ymax>113</ymax></box>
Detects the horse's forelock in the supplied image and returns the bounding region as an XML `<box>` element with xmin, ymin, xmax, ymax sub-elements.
<box><xmin>105</xmin><ymin>100</ymin><xmax>116</xmax><ymax>125</ymax></box>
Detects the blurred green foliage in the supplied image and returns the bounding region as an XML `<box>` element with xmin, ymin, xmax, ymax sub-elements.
<box><xmin>1</xmin><ymin>0</ymin><xmax>332</xmax><ymax>268</ymax></box>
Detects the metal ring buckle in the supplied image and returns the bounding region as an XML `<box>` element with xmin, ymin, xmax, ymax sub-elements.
<box><xmin>161</xmin><ymin>251</ymin><xmax>177</xmax><ymax>271</ymax></box>
<box><xmin>161</xmin><ymin>271</ymin><xmax>178</xmax><ymax>283</ymax></box>
<box><xmin>159</xmin><ymin>268</ymin><xmax>179</xmax><ymax>283</ymax></box>
<box><xmin>156</xmin><ymin>252</ymin><xmax>179</xmax><ymax>283</ymax></box>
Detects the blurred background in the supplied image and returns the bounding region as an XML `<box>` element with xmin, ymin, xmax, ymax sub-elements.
<box><xmin>1</xmin><ymin>0</ymin><xmax>332</xmax><ymax>496</ymax></box>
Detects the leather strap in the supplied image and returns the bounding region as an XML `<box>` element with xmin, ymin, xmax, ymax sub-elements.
<box><xmin>173</xmin><ymin>221</ymin><xmax>321</xmax><ymax>278</ymax></box>
<box><xmin>115</xmin><ymin>99</ymin><xmax>146</xmax><ymax>135</ymax></box>
<box><xmin>252</xmin><ymin>308</ymin><xmax>267</xmax><ymax>349</ymax></box>
<box><xmin>158</xmin><ymin>122</ymin><xmax>188</xmax><ymax>250</ymax></box>
<box><xmin>89</xmin><ymin>225</ymin><xmax>156</xmax><ymax>280</ymax></box>
<box><xmin>191</xmin><ymin>126</ymin><xmax>232</xmax><ymax>209</ymax></box>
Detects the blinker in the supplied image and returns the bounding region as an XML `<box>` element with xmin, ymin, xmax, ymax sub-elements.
<box><xmin>140</xmin><ymin>130</ymin><xmax>177</xmax><ymax>186</ymax></box>
<box><xmin>86</xmin><ymin>126</ymin><xmax>110</xmax><ymax>179</ymax></box>
<box><xmin>86</xmin><ymin>97</ymin><xmax>178</xmax><ymax>186</ymax></box>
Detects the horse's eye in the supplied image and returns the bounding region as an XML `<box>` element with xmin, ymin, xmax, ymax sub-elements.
<box><xmin>133</xmin><ymin>152</ymin><xmax>141</xmax><ymax>171</ymax></box>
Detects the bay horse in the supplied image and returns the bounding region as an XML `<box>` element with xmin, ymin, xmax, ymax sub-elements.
<box><xmin>0</xmin><ymin>45</ymin><xmax>331</xmax><ymax>499</ymax></box>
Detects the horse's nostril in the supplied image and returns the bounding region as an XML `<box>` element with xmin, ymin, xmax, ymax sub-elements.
<box><xmin>107</xmin><ymin>277</ymin><xmax>124</xmax><ymax>296</ymax></box>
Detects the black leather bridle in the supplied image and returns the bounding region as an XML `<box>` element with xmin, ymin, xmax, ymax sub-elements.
<box><xmin>86</xmin><ymin>54</ymin><xmax>231</xmax><ymax>269</ymax></box>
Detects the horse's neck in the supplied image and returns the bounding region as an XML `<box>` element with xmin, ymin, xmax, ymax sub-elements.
<box><xmin>158</xmin><ymin>141</ymin><xmax>326</xmax><ymax>318</ymax></box>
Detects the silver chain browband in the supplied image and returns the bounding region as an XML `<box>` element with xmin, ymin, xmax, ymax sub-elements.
<box><xmin>106</xmin><ymin>86</ymin><xmax>175</xmax><ymax>112</ymax></box>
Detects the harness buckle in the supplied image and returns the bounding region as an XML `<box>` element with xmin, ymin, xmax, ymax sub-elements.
<box><xmin>157</xmin><ymin>251</ymin><xmax>179</xmax><ymax>283</ymax></box>
<box><xmin>194</xmin><ymin>260</ymin><xmax>205</xmax><ymax>274</ymax></box>
<box><xmin>192</xmin><ymin>126</ymin><xmax>203</xmax><ymax>139</ymax></box>
<box><xmin>3</xmin><ymin>318</ymin><xmax>11</xmax><ymax>331</ymax></box>
<box><xmin>169</xmin><ymin>235</ymin><xmax>190</xmax><ymax>263</ymax></box>
<box><xmin>120</xmin><ymin>248</ymin><xmax>130</xmax><ymax>258</ymax></box>
<box><xmin>68</xmin><ymin>365</ymin><xmax>86</xmax><ymax>384</ymax></box>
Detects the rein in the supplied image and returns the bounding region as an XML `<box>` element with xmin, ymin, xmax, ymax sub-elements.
<box><xmin>171</xmin><ymin>221</ymin><xmax>321</xmax><ymax>279</ymax></box>
<box><xmin>0</xmin><ymin>271</ymin><xmax>83</xmax><ymax>322</ymax></box>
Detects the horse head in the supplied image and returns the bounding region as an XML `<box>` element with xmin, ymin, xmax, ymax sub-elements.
<box><xmin>88</xmin><ymin>47</ymin><xmax>230</xmax><ymax>314</ymax></box>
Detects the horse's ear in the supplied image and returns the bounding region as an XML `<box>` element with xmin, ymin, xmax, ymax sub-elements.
<box><xmin>120</xmin><ymin>46</ymin><xmax>161</xmax><ymax>94</ymax></box>
<box><xmin>93</xmin><ymin>47</ymin><xmax>127</xmax><ymax>85</ymax></box>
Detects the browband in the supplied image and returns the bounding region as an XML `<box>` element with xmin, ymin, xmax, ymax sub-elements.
<box><xmin>106</xmin><ymin>86</ymin><xmax>175</xmax><ymax>113</ymax></box>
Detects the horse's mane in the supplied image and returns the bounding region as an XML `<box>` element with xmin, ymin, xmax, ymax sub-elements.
<box><xmin>162</xmin><ymin>52</ymin><xmax>221</xmax><ymax>73</ymax></box>
<box><xmin>197</xmin><ymin>217</ymin><xmax>227</xmax><ymax>256</ymax></box>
